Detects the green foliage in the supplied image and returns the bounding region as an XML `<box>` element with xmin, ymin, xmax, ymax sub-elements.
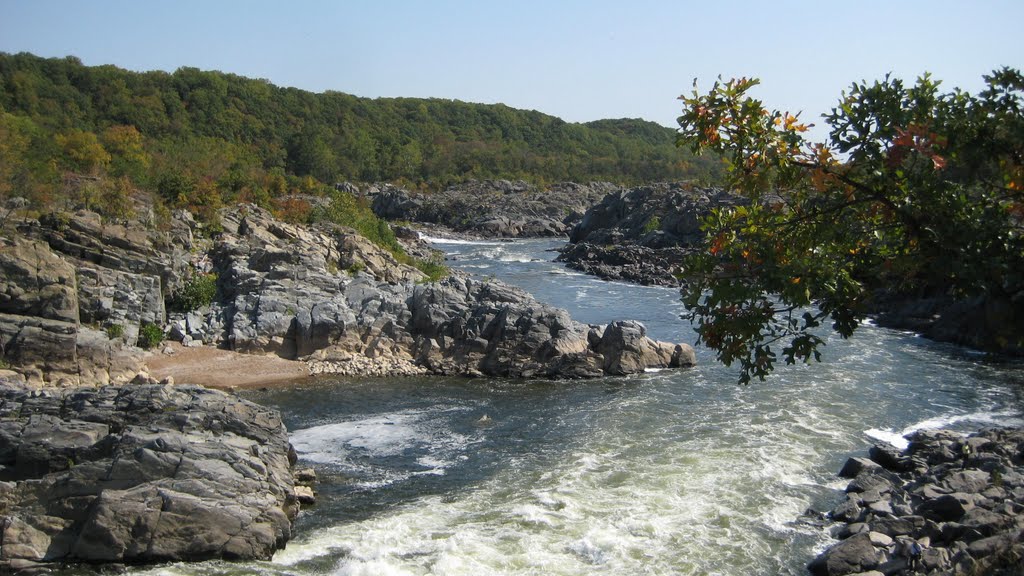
<box><xmin>40</xmin><ymin>211</ymin><xmax>72</xmax><ymax>232</ymax></box>
<box><xmin>311</xmin><ymin>189</ymin><xmax>449</xmax><ymax>281</ymax></box>
<box><xmin>345</xmin><ymin>261</ymin><xmax>366</xmax><ymax>276</ymax></box>
<box><xmin>105</xmin><ymin>323</ymin><xmax>125</xmax><ymax>340</ymax></box>
<box><xmin>676</xmin><ymin>70</ymin><xmax>1024</xmax><ymax>384</ymax></box>
<box><xmin>137</xmin><ymin>322</ymin><xmax>164</xmax><ymax>349</ymax></box>
<box><xmin>55</xmin><ymin>129</ymin><xmax>110</xmax><ymax>174</ymax></box>
<box><xmin>0</xmin><ymin>51</ymin><xmax>721</xmax><ymax>205</ymax></box>
<box><xmin>101</xmin><ymin>125</ymin><xmax>150</xmax><ymax>181</ymax></box>
<box><xmin>642</xmin><ymin>215</ymin><xmax>661</xmax><ymax>234</ymax></box>
<box><xmin>412</xmin><ymin>253</ymin><xmax>448</xmax><ymax>283</ymax></box>
<box><xmin>312</xmin><ymin>189</ymin><xmax>404</xmax><ymax>252</ymax></box>
<box><xmin>169</xmin><ymin>272</ymin><xmax>218</xmax><ymax>312</ymax></box>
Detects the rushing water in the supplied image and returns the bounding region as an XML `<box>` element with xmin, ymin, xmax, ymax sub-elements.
<box><xmin>138</xmin><ymin>238</ymin><xmax>1024</xmax><ymax>576</ymax></box>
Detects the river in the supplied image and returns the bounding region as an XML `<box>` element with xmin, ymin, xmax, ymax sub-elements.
<box><xmin>139</xmin><ymin>238</ymin><xmax>1024</xmax><ymax>576</ymax></box>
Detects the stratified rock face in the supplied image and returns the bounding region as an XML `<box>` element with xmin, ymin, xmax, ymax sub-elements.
<box><xmin>0</xmin><ymin>378</ymin><xmax>298</xmax><ymax>571</ymax></box>
<box><xmin>367</xmin><ymin>180</ymin><xmax>619</xmax><ymax>238</ymax></box>
<box><xmin>0</xmin><ymin>208</ymin><xmax>203</xmax><ymax>386</ymax></box>
<box><xmin>557</xmin><ymin>183</ymin><xmax>741</xmax><ymax>286</ymax></box>
<box><xmin>0</xmin><ymin>235</ymin><xmax>148</xmax><ymax>386</ymax></box>
<box><xmin>809</xmin><ymin>428</ymin><xmax>1024</xmax><ymax>576</ymax></box>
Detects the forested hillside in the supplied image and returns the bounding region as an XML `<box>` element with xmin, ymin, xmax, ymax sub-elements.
<box><xmin>0</xmin><ymin>52</ymin><xmax>719</xmax><ymax>223</ymax></box>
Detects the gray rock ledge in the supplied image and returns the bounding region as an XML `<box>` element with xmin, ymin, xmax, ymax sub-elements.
<box><xmin>0</xmin><ymin>377</ymin><xmax>298</xmax><ymax>571</ymax></box>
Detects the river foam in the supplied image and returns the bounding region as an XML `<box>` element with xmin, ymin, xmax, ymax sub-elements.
<box><xmin>866</xmin><ymin>409</ymin><xmax>1024</xmax><ymax>449</ymax></box>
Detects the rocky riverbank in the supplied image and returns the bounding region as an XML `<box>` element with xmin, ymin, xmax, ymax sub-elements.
<box><xmin>555</xmin><ymin>182</ymin><xmax>741</xmax><ymax>286</ymax></box>
<box><xmin>367</xmin><ymin>180</ymin><xmax>619</xmax><ymax>238</ymax></box>
<box><xmin>809</xmin><ymin>428</ymin><xmax>1024</xmax><ymax>575</ymax></box>
<box><xmin>556</xmin><ymin>182</ymin><xmax>1023</xmax><ymax>356</ymax></box>
<box><xmin>0</xmin><ymin>373</ymin><xmax>303</xmax><ymax>572</ymax></box>
<box><xmin>0</xmin><ymin>200</ymin><xmax>696</xmax><ymax>387</ymax></box>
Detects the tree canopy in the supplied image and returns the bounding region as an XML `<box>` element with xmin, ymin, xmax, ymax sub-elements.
<box><xmin>0</xmin><ymin>51</ymin><xmax>721</xmax><ymax>220</ymax></box>
<box><xmin>676</xmin><ymin>69</ymin><xmax>1024</xmax><ymax>384</ymax></box>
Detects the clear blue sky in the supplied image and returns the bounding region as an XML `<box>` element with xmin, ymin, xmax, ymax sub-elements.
<box><xmin>1</xmin><ymin>0</ymin><xmax>1020</xmax><ymax>138</ymax></box>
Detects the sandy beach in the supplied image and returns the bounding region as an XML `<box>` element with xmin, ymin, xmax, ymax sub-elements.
<box><xmin>144</xmin><ymin>343</ymin><xmax>311</xmax><ymax>390</ymax></box>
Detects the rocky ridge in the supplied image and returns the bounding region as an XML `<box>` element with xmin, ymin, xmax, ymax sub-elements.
<box><xmin>556</xmin><ymin>182</ymin><xmax>741</xmax><ymax>286</ymax></box>
<box><xmin>0</xmin><ymin>374</ymin><xmax>300</xmax><ymax>571</ymax></box>
<box><xmin>809</xmin><ymin>428</ymin><xmax>1024</xmax><ymax>575</ymax></box>
<box><xmin>368</xmin><ymin>180</ymin><xmax>619</xmax><ymax>238</ymax></box>
<box><xmin>1</xmin><ymin>210</ymin><xmax>196</xmax><ymax>386</ymax></box>
<box><xmin>209</xmin><ymin>204</ymin><xmax>695</xmax><ymax>379</ymax></box>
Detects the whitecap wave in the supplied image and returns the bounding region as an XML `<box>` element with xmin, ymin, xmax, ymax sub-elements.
<box><xmin>289</xmin><ymin>409</ymin><xmax>476</xmax><ymax>487</ymax></box>
<box><xmin>866</xmin><ymin>409</ymin><xmax>1024</xmax><ymax>449</ymax></box>
<box><xmin>419</xmin><ymin>233</ymin><xmax>504</xmax><ymax>246</ymax></box>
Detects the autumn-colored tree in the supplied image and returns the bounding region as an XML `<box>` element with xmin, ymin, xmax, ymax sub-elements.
<box><xmin>676</xmin><ymin>69</ymin><xmax>1024</xmax><ymax>383</ymax></box>
<box><xmin>101</xmin><ymin>125</ymin><xmax>150</xmax><ymax>181</ymax></box>
<box><xmin>55</xmin><ymin>129</ymin><xmax>110</xmax><ymax>175</ymax></box>
<box><xmin>272</xmin><ymin>194</ymin><xmax>312</xmax><ymax>224</ymax></box>
<box><xmin>99</xmin><ymin>176</ymin><xmax>136</xmax><ymax>222</ymax></box>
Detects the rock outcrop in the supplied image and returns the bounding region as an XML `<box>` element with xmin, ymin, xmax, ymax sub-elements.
<box><xmin>0</xmin><ymin>374</ymin><xmax>299</xmax><ymax>571</ymax></box>
<box><xmin>809</xmin><ymin>428</ymin><xmax>1024</xmax><ymax>575</ymax></box>
<box><xmin>0</xmin><ymin>202</ymin><xmax>695</xmax><ymax>384</ymax></box>
<box><xmin>368</xmin><ymin>180</ymin><xmax>618</xmax><ymax>238</ymax></box>
<box><xmin>0</xmin><ymin>214</ymin><xmax>184</xmax><ymax>386</ymax></box>
<box><xmin>556</xmin><ymin>183</ymin><xmax>741</xmax><ymax>286</ymax></box>
<box><xmin>208</xmin><ymin>205</ymin><xmax>695</xmax><ymax>378</ymax></box>
<box><xmin>871</xmin><ymin>293</ymin><xmax>1024</xmax><ymax>357</ymax></box>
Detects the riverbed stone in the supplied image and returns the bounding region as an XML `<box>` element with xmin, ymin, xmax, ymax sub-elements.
<box><xmin>812</xmin><ymin>532</ymin><xmax>882</xmax><ymax>576</ymax></box>
<box><xmin>839</xmin><ymin>457</ymin><xmax>879</xmax><ymax>479</ymax></box>
<box><xmin>813</xmin><ymin>428</ymin><xmax>1024</xmax><ymax>575</ymax></box>
<box><xmin>920</xmin><ymin>493</ymin><xmax>970</xmax><ymax>521</ymax></box>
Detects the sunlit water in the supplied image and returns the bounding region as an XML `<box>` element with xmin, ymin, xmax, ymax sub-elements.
<box><xmin>133</xmin><ymin>238</ymin><xmax>1023</xmax><ymax>576</ymax></box>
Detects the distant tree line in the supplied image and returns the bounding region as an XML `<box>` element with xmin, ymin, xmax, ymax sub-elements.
<box><xmin>0</xmin><ymin>51</ymin><xmax>721</xmax><ymax>226</ymax></box>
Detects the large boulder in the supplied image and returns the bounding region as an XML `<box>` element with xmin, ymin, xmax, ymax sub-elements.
<box><xmin>0</xmin><ymin>379</ymin><xmax>298</xmax><ymax>570</ymax></box>
<box><xmin>808</xmin><ymin>532</ymin><xmax>883</xmax><ymax>576</ymax></box>
<box><xmin>596</xmin><ymin>320</ymin><xmax>681</xmax><ymax>374</ymax></box>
